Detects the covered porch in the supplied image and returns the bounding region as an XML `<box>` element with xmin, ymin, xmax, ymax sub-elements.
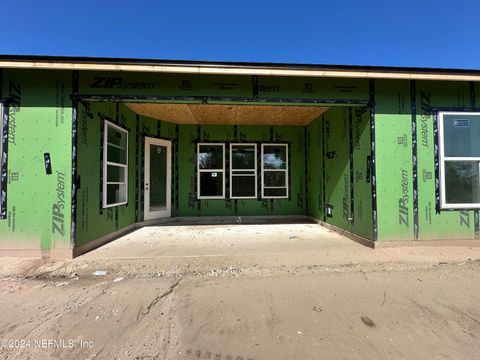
<box><xmin>74</xmin><ymin>95</ymin><xmax>372</xmax><ymax>256</ymax></box>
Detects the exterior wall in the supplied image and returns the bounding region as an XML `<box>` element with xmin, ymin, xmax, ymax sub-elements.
<box><xmin>1</xmin><ymin>66</ymin><xmax>477</xmax><ymax>254</ymax></box>
<box><xmin>324</xmin><ymin>108</ymin><xmax>352</xmax><ymax>230</ymax></box>
<box><xmin>177</xmin><ymin>124</ymin><xmax>306</xmax><ymax>217</ymax></box>
<box><xmin>352</xmin><ymin>107</ymin><xmax>373</xmax><ymax>239</ymax></box>
<box><xmin>0</xmin><ymin>69</ymin><xmax>73</xmax><ymax>256</ymax></box>
<box><xmin>76</xmin><ymin>102</ymin><xmax>181</xmax><ymax>248</ymax></box>
<box><xmin>75</xmin><ymin>102</ymin><xmax>138</xmax><ymax>247</ymax></box>
<box><xmin>306</xmin><ymin>115</ymin><xmax>324</xmax><ymax>221</ymax></box>
<box><xmin>374</xmin><ymin>79</ymin><xmax>477</xmax><ymax>241</ymax></box>
<box><xmin>375</xmin><ymin>80</ymin><xmax>414</xmax><ymax>241</ymax></box>
<box><xmin>416</xmin><ymin>81</ymin><xmax>474</xmax><ymax>240</ymax></box>
<box><xmin>307</xmin><ymin>106</ymin><xmax>372</xmax><ymax>240</ymax></box>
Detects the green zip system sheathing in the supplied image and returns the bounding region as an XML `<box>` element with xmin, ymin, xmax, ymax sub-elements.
<box><xmin>2</xmin><ymin>66</ymin><xmax>479</xmax><ymax>257</ymax></box>
<box><xmin>352</xmin><ymin>107</ymin><xmax>373</xmax><ymax>239</ymax></box>
<box><xmin>375</xmin><ymin>80</ymin><xmax>414</xmax><ymax>241</ymax></box>
<box><xmin>373</xmin><ymin>80</ymin><xmax>476</xmax><ymax>241</ymax></box>
<box><xmin>0</xmin><ymin>69</ymin><xmax>72</xmax><ymax>256</ymax></box>
<box><xmin>76</xmin><ymin>102</ymin><xmax>137</xmax><ymax>247</ymax></box>
<box><xmin>306</xmin><ymin>107</ymin><xmax>372</xmax><ymax>240</ymax></box>
<box><xmin>182</xmin><ymin>124</ymin><xmax>306</xmax><ymax>217</ymax></box>
<box><xmin>416</xmin><ymin>81</ymin><xmax>473</xmax><ymax>240</ymax></box>
<box><xmin>325</xmin><ymin>108</ymin><xmax>352</xmax><ymax>231</ymax></box>
<box><xmin>77</xmin><ymin>72</ymin><xmax>370</xmax><ymax>104</ymax></box>
<box><xmin>306</xmin><ymin>116</ymin><xmax>324</xmax><ymax>221</ymax></box>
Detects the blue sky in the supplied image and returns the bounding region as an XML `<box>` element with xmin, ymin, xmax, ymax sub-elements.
<box><xmin>2</xmin><ymin>0</ymin><xmax>479</xmax><ymax>69</ymax></box>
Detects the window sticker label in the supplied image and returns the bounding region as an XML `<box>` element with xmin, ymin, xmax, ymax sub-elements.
<box><xmin>453</xmin><ymin>119</ymin><xmax>470</xmax><ymax>127</ymax></box>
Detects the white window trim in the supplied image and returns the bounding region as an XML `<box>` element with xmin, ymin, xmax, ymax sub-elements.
<box><xmin>261</xmin><ymin>143</ymin><xmax>289</xmax><ymax>199</ymax></box>
<box><xmin>103</xmin><ymin>120</ymin><xmax>129</xmax><ymax>208</ymax></box>
<box><xmin>230</xmin><ymin>143</ymin><xmax>257</xmax><ymax>199</ymax></box>
<box><xmin>197</xmin><ymin>143</ymin><xmax>225</xmax><ymax>199</ymax></box>
<box><xmin>438</xmin><ymin>111</ymin><xmax>480</xmax><ymax>209</ymax></box>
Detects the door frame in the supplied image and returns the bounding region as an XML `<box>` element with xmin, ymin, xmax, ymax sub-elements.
<box><xmin>144</xmin><ymin>137</ymin><xmax>172</xmax><ymax>220</ymax></box>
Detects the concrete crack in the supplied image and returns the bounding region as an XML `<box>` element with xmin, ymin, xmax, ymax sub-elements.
<box><xmin>142</xmin><ymin>279</ymin><xmax>181</xmax><ymax>317</ymax></box>
<box><xmin>381</xmin><ymin>288</ymin><xmax>387</xmax><ymax>307</ymax></box>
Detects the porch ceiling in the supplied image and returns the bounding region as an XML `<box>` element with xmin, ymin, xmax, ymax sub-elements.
<box><xmin>124</xmin><ymin>103</ymin><xmax>328</xmax><ymax>125</ymax></box>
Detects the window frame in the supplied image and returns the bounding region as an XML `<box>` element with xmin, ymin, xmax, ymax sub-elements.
<box><xmin>102</xmin><ymin>120</ymin><xmax>129</xmax><ymax>208</ymax></box>
<box><xmin>197</xmin><ymin>143</ymin><xmax>225</xmax><ymax>199</ymax></box>
<box><xmin>230</xmin><ymin>143</ymin><xmax>257</xmax><ymax>199</ymax></box>
<box><xmin>261</xmin><ymin>143</ymin><xmax>289</xmax><ymax>199</ymax></box>
<box><xmin>438</xmin><ymin>111</ymin><xmax>480</xmax><ymax>209</ymax></box>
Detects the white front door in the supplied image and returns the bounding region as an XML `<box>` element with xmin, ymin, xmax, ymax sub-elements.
<box><xmin>144</xmin><ymin>137</ymin><xmax>172</xmax><ymax>220</ymax></box>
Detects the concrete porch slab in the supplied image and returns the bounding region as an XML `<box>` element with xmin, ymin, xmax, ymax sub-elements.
<box><xmin>78</xmin><ymin>222</ymin><xmax>480</xmax><ymax>272</ymax></box>
<box><xmin>80</xmin><ymin>222</ymin><xmax>351</xmax><ymax>259</ymax></box>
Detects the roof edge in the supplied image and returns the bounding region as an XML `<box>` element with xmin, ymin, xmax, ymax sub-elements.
<box><xmin>1</xmin><ymin>54</ymin><xmax>480</xmax><ymax>81</ymax></box>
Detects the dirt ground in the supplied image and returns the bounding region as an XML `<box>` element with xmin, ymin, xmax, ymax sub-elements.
<box><xmin>0</xmin><ymin>224</ymin><xmax>480</xmax><ymax>360</ymax></box>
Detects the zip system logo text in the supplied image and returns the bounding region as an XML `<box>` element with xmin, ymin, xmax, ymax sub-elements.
<box><xmin>90</xmin><ymin>77</ymin><xmax>154</xmax><ymax>90</ymax></box>
<box><xmin>52</xmin><ymin>171</ymin><xmax>66</xmax><ymax>236</ymax></box>
<box><xmin>399</xmin><ymin>169</ymin><xmax>409</xmax><ymax>227</ymax></box>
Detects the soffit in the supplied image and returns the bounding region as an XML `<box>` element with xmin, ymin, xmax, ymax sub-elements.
<box><xmin>124</xmin><ymin>103</ymin><xmax>328</xmax><ymax>125</ymax></box>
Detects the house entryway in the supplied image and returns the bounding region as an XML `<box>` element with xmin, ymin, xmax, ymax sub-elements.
<box><xmin>144</xmin><ymin>137</ymin><xmax>172</xmax><ymax>220</ymax></box>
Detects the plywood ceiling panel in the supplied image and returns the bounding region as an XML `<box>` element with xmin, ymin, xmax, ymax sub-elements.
<box><xmin>126</xmin><ymin>103</ymin><xmax>196</xmax><ymax>123</ymax></box>
<box><xmin>124</xmin><ymin>103</ymin><xmax>328</xmax><ymax>125</ymax></box>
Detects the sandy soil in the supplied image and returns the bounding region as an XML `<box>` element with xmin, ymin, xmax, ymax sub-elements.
<box><xmin>0</xmin><ymin>225</ymin><xmax>479</xmax><ymax>359</ymax></box>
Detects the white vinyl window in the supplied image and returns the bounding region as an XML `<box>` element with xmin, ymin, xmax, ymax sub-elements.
<box><xmin>439</xmin><ymin>111</ymin><xmax>480</xmax><ymax>209</ymax></box>
<box><xmin>103</xmin><ymin>121</ymin><xmax>129</xmax><ymax>208</ymax></box>
<box><xmin>197</xmin><ymin>143</ymin><xmax>225</xmax><ymax>199</ymax></box>
<box><xmin>230</xmin><ymin>143</ymin><xmax>257</xmax><ymax>199</ymax></box>
<box><xmin>261</xmin><ymin>144</ymin><xmax>288</xmax><ymax>198</ymax></box>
